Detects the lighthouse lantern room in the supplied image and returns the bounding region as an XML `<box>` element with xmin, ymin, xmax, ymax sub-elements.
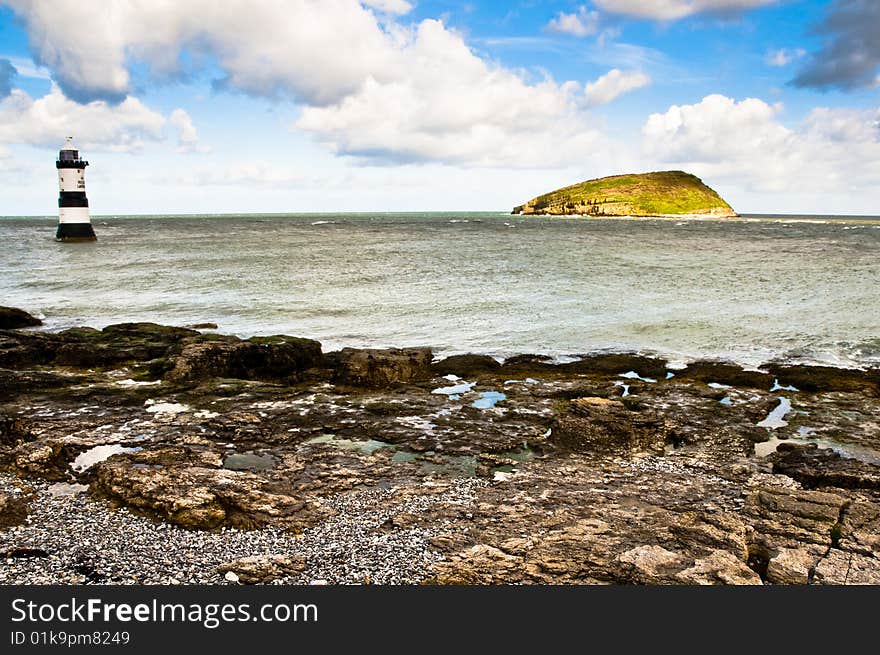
<box><xmin>55</xmin><ymin>136</ymin><xmax>96</xmax><ymax>241</ymax></box>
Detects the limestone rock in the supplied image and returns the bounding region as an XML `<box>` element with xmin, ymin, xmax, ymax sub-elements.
<box><xmin>165</xmin><ymin>335</ymin><xmax>322</xmax><ymax>383</ymax></box>
<box><xmin>90</xmin><ymin>448</ymin><xmax>332</xmax><ymax>531</ymax></box>
<box><xmin>0</xmin><ymin>321</ymin><xmax>194</xmax><ymax>369</ymax></box>
<box><xmin>675</xmin><ymin>550</ymin><xmax>762</xmax><ymax>585</ymax></box>
<box><xmin>668</xmin><ymin>511</ymin><xmax>750</xmax><ymax>559</ymax></box>
<box><xmin>0</xmin><ymin>490</ymin><xmax>29</xmax><ymax>528</ymax></box>
<box><xmin>766</xmin><ymin>547</ymin><xmax>823</xmax><ymax>585</ymax></box>
<box><xmin>428</xmin><ymin>544</ymin><xmax>525</xmax><ymax>585</ymax></box>
<box><xmin>617</xmin><ymin>545</ymin><xmax>684</xmax><ymax>582</ymax></box>
<box><xmin>2</xmin><ymin>317</ymin><xmax>880</xmax><ymax>586</ymax></box>
<box><xmin>551</xmin><ymin>397</ymin><xmax>666</xmax><ymax>455</ymax></box>
<box><xmin>838</xmin><ymin>500</ymin><xmax>880</xmax><ymax>557</ymax></box>
<box><xmin>770</xmin><ymin>443</ymin><xmax>880</xmax><ymax>490</ymax></box>
<box><xmin>217</xmin><ymin>554</ymin><xmax>307</xmax><ymax>584</ymax></box>
<box><xmin>12</xmin><ymin>441</ymin><xmax>72</xmax><ymax>481</ymax></box>
<box><xmin>746</xmin><ymin>486</ymin><xmax>847</xmax><ymax>553</ymax></box>
<box><xmin>328</xmin><ymin>347</ymin><xmax>433</xmax><ymax>388</ymax></box>
<box><xmin>812</xmin><ymin>550</ymin><xmax>880</xmax><ymax>585</ymax></box>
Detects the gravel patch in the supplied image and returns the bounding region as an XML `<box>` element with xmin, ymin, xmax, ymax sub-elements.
<box><xmin>0</xmin><ymin>473</ymin><xmax>485</xmax><ymax>585</ymax></box>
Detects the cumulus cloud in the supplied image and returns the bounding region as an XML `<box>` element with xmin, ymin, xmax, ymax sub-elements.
<box><xmin>793</xmin><ymin>0</ymin><xmax>880</xmax><ymax>90</ymax></box>
<box><xmin>0</xmin><ymin>86</ymin><xmax>166</xmax><ymax>152</ymax></box>
<box><xmin>546</xmin><ymin>6</ymin><xmax>601</xmax><ymax>37</ymax></box>
<box><xmin>584</xmin><ymin>69</ymin><xmax>650</xmax><ymax>107</ymax></box>
<box><xmin>4</xmin><ymin>1</ymin><xmax>613</xmax><ymax>167</ymax></box>
<box><xmin>0</xmin><ymin>58</ymin><xmax>15</xmax><ymax>98</ymax></box>
<box><xmin>594</xmin><ymin>0</ymin><xmax>777</xmax><ymax>20</ymax></box>
<box><xmin>296</xmin><ymin>20</ymin><xmax>608</xmax><ymax>167</ymax></box>
<box><xmin>4</xmin><ymin>0</ymin><xmax>402</xmax><ymax>105</ymax></box>
<box><xmin>642</xmin><ymin>94</ymin><xmax>880</xmax><ymax>192</ymax></box>
<box><xmin>765</xmin><ymin>48</ymin><xmax>806</xmax><ymax>67</ymax></box>
<box><xmin>169</xmin><ymin>108</ymin><xmax>207</xmax><ymax>153</ymax></box>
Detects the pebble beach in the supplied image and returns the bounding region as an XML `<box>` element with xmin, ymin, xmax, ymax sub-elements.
<box><xmin>0</xmin><ymin>473</ymin><xmax>485</xmax><ymax>585</ymax></box>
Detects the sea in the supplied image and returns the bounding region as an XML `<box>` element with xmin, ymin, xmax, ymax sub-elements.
<box><xmin>2</xmin><ymin>212</ymin><xmax>878</xmax><ymax>370</ymax></box>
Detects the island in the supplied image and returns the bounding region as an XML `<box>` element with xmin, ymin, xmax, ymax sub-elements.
<box><xmin>512</xmin><ymin>170</ymin><xmax>737</xmax><ymax>218</ymax></box>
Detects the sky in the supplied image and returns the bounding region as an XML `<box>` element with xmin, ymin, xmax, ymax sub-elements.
<box><xmin>0</xmin><ymin>0</ymin><xmax>879</xmax><ymax>215</ymax></box>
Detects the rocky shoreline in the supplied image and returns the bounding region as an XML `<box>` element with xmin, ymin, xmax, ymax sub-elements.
<box><xmin>1</xmin><ymin>308</ymin><xmax>879</xmax><ymax>584</ymax></box>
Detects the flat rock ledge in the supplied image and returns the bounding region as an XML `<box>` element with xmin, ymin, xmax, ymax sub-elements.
<box><xmin>1</xmin><ymin>314</ymin><xmax>878</xmax><ymax>585</ymax></box>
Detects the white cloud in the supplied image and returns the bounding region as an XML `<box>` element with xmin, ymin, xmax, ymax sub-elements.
<box><xmin>361</xmin><ymin>0</ymin><xmax>413</xmax><ymax>14</ymax></box>
<box><xmin>643</xmin><ymin>94</ymin><xmax>789</xmax><ymax>164</ymax></box>
<box><xmin>0</xmin><ymin>86</ymin><xmax>166</xmax><ymax>152</ymax></box>
<box><xmin>642</xmin><ymin>94</ymin><xmax>880</xmax><ymax>193</ymax></box>
<box><xmin>5</xmin><ymin>1</ymin><xmax>612</xmax><ymax>167</ymax></box>
<box><xmin>765</xmin><ymin>48</ymin><xmax>806</xmax><ymax>67</ymax></box>
<box><xmin>594</xmin><ymin>0</ymin><xmax>777</xmax><ymax>20</ymax></box>
<box><xmin>546</xmin><ymin>6</ymin><xmax>601</xmax><ymax>37</ymax></box>
<box><xmin>4</xmin><ymin>0</ymin><xmax>402</xmax><ymax>105</ymax></box>
<box><xmin>296</xmin><ymin>19</ymin><xmax>607</xmax><ymax>167</ymax></box>
<box><xmin>169</xmin><ymin>108</ymin><xmax>207</xmax><ymax>153</ymax></box>
<box><xmin>584</xmin><ymin>69</ymin><xmax>650</xmax><ymax>107</ymax></box>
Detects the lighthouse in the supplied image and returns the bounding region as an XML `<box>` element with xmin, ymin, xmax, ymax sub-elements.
<box><xmin>55</xmin><ymin>137</ymin><xmax>96</xmax><ymax>241</ymax></box>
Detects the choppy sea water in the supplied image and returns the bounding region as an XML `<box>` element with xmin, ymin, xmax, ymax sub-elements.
<box><xmin>2</xmin><ymin>213</ymin><xmax>878</xmax><ymax>369</ymax></box>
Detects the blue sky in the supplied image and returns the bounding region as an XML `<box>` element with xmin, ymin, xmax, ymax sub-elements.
<box><xmin>1</xmin><ymin>0</ymin><xmax>878</xmax><ymax>214</ymax></box>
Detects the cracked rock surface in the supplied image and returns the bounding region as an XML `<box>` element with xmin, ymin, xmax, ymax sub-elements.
<box><xmin>1</xmin><ymin>316</ymin><xmax>879</xmax><ymax>584</ymax></box>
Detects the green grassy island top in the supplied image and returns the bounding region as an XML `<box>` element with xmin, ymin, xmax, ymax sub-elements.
<box><xmin>512</xmin><ymin>170</ymin><xmax>737</xmax><ymax>217</ymax></box>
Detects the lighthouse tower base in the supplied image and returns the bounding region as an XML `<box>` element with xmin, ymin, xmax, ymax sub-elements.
<box><xmin>56</xmin><ymin>222</ymin><xmax>97</xmax><ymax>242</ymax></box>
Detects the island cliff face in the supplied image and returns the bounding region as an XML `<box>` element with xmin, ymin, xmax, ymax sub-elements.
<box><xmin>512</xmin><ymin>170</ymin><xmax>737</xmax><ymax>218</ymax></box>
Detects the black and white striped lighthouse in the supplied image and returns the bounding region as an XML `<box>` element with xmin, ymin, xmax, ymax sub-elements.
<box><xmin>55</xmin><ymin>136</ymin><xmax>96</xmax><ymax>241</ymax></box>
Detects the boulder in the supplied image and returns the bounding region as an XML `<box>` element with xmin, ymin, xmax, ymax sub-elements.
<box><xmin>674</xmin><ymin>550</ymin><xmax>762</xmax><ymax>585</ymax></box>
<box><xmin>617</xmin><ymin>545</ymin><xmax>685</xmax><ymax>581</ymax></box>
<box><xmin>427</xmin><ymin>544</ymin><xmax>526</xmax><ymax>585</ymax></box>
<box><xmin>550</xmin><ymin>396</ymin><xmax>666</xmax><ymax>455</ymax></box>
<box><xmin>0</xmin><ymin>322</ymin><xmax>195</xmax><ymax>369</ymax></box>
<box><xmin>766</xmin><ymin>547</ymin><xmax>823</xmax><ymax>585</ymax></box>
<box><xmin>0</xmin><ymin>307</ymin><xmax>42</xmax><ymax>329</ymax></box>
<box><xmin>12</xmin><ymin>441</ymin><xmax>73</xmax><ymax>481</ymax></box>
<box><xmin>770</xmin><ymin>443</ymin><xmax>880</xmax><ymax>490</ymax></box>
<box><xmin>217</xmin><ymin>555</ymin><xmax>307</xmax><ymax>584</ymax></box>
<box><xmin>54</xmin><ymin>323</ymin><xmax>197</xmax><ymax>368</ymax></box>
<box><xmin>0</xmin><ymin>331</ymin><xmax>58</xmax><ymax>368</ymax></box>
<box><xmin>165</xmin><ymin>335</ymin><xmax>323</xmax><ymax>383</ymax></box>
<box><xmin>328</xmin><ymin>347</ymin><xmax>433</xmax><ymax>388</ymax></box>
<box><xmin>90</xmin><ymin>448</ymin><xmax>332</xmax><ymax>531</ymax></box>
